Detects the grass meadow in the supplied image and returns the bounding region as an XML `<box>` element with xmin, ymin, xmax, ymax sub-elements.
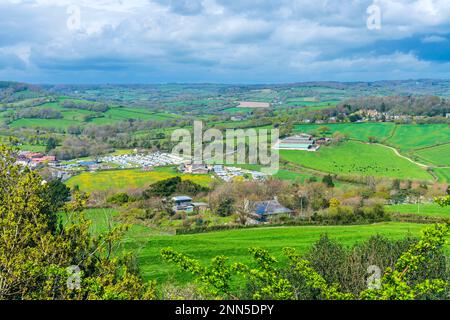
<box><xmin>386</xmin><ymin>124</ymin><xmax>450</xmax><ymax>151</ymax></box>
<box><xmin>434</xmin><ymin>168</ymin><xmax>450</xmax><ymax>183</ymax></box>
<box><xmin>413</xmin><ymin>143</ymin><xmax>450</xmax><ymax>166</ymax></box>
<box><xmin>384</xmin><ymin>203</ymin><xmax>450</xmax><ymax>218</ymax></box>
<box><xmin>280</xmin><ymin>141</ymin><xmax>433</xmax><ymax>181</ymax></box>
<box><xmin>118</xmin><ymin>221</ymin><xmax>440</xmax><ymax>282</ymax></box>
<box><xmin>294</xmin><ymin>122</ymin><xmax>396</xmax><ymax>142</ymax></box>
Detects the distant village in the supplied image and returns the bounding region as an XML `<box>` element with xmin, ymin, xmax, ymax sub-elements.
<box><xmin>15</xmin><ymin>132</ymin><xmax>331</xmax><ymax>184</ymax></box>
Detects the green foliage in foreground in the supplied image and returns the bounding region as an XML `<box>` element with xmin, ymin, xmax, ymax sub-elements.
<box><xmin>161</xmin><ymin>223</ymin><xmax>449</xmax><ymax>300</ymax></box>
<box><xmin>0</xmin><ymin>146</ymin><xmax>155</xmax><ymax>300</ymax></box>
<box><xmin>436</xmin><ymin>195</ymin><xmax>450</xmax><ymax>207</ymax></box>
<box><xmin>1</xmin><ymin>142</ymin><xmax>449</xmax><ymax>300</ymax></box>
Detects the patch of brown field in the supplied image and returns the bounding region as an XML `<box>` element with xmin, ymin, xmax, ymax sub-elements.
<box><xmin>237</xmin><ymin>101</ymin><xmax>271</xmax><ymax>108</ymax></box>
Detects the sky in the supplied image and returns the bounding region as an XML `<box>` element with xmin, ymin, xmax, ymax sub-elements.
<box><xmin>0</xmin><ymin>0</ymin><xmax>449</xmax><ymax>84</ymax></box>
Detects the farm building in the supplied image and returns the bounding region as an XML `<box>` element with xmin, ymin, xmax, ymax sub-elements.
<box><xmin>172</xmin><ymin>196</ymin><xmax>194</xmax><ymax>212</ymax></box>
<box><xmin>274</xmin><ymin>134</ymin><xmax>319</xmax><ymax>151</ymax></box>
<box><xmin>17</xmin><ymin>151</ymin><xmax>58</xmax><ymax>168</ymax></box>
<box><xmin>179</xmin><ymin>163</ymin><xmax>210</xmax><ymax>175</ymax></box>
<box><xmin>171</xmin><ymin>196</ymin><xmax>209</xmax><ymax>213</ymax></box>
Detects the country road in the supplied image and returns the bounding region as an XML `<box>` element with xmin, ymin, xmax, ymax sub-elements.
<box><xmin>374</xmin><ymin>143</ymin><xmax>429</xmax><ymax>169</ymax></box>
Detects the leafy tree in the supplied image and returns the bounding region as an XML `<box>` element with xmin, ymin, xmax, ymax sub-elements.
<box><xmin>317</xmin><ymin>126</ymin><xmax>330</xmax><ymax>136</ymax></box>
<box><xmin>348</xmin><ymin>114</ymin><xmax>362</xmax><ymax>123</ymax></box>
<box><xmin>435</xmin><ymin>195</ymin><xmax>450</xmax><ymax>207</ymax></box>
<box><xmin>107</xmin><ymin>192</ymin><xmax>132</xmax><ymax>205</ymax></box>
<box><xmin>216</xmin><ymin>197</ymin><xmax>235</xmax><ymax>217</ymax></box>
<box><xmin>322</xmin><ymin>174</ymin><xmax>335</xmax><ymax>188</ymax></box>
<box><xmin>144</xmin><ymin>177</ymin><xmax>182</xmax><ymax>198</ymax></box>
<box><xmin>143</xmin><ymin>177</ymin><xmax>209</xmax><ymax>198</ymax></box>
<box><xmin>46</xmin><ymin>137</ymin><xmax>58</xmax><ymax>153</ymax></box>
<box><xmin>360</xmin><ymin>223</ymin><xmax>449</xmax><ymax>300</ymax></box>
<box><xmin>44</xmin><ymin>179</ymin><xmax>71</xmax><ymax>230</ymax></box>
<box><xmin>0</xmin><ymin>145</ymin><xmax>155</xmax><ymax>300</ymax></box>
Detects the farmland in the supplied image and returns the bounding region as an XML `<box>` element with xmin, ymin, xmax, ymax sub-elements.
<box><xmin>62</xmin><ymin>205</ymin><xmax>447</xmax><ymax>284</ymax></box>
<box><xmin>294</xmin><ymin>122</ymin><xmax>396</xmax><ymax>142</ymax></box>
<box><xmin>280</xmin><ymin>140</ymin><xmax>433</xmax><ymax>181</ymax></box>
<box><xmin>413</xmin><ymin>143</ymin><xmax>450</xmax><ymax>166</ymax></box>
<box><xmin>6</xmin><ymin>98</ymin><xmax>179</xmax><ymax>130</ymax></box>
<box><xmin>384</xmin><ymin>203</ymin><xmax>450</xmax><ymax>218</ymax></box>
<box><xmin>2</xmin><ymin>80</ymin><xmax>450</xmax><ymax>301</ymax></box>
<box><xmin>116</xmin><ymin>221</ymin><xmax>440</xmax><ymax>282</ymax></box>
<box><xmin>66</xmin><ymin>166</ymin><xmax>215</xmax><ymax>193</ymax></box>
<box><xmin>237</xmin><ymin>101</ymin><xmax>271</xmax><ymax>108</ymax></box>
<box><xmin>435</xmin><ymin>168</ymin><xmax>450</xmax><ymax>183</ymax></box>
<box><xmin>386</xmin><ymin>124</ymin><xmax>450</xmax><ymax>151</ymax></box>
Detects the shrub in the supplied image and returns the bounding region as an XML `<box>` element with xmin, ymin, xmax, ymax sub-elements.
<box><xmin>107</xmin><ymin>192</ymin><xmax>132</xmax><ymax>205</ymax></box>
<box><xmin>143</xmin><ymin>177</ymin><xmax>209</xmax><ymax>198</ymax></box>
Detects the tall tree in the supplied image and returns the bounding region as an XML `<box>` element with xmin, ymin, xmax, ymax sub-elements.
<box><xmin>0</xmin><ymin>145</ymin><xmax>155</xmax><ymax>300</ymax></box>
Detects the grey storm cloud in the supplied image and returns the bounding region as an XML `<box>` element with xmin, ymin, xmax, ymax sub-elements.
<box><xmin>0</xmin><ymin>0</ymin><xmax>449</xmax><ymax>83</ymax></box>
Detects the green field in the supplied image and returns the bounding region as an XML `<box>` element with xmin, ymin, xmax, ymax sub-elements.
<box><xmin>8</xmin><ymin>98</ymin><xmax>179</xmax><ymax>130</ymax></box>
<box><xmin>103</xmin><ymin>108</ymin><xmax>177</xmax><ymax>121</ymax></box>
<box><xmin>10</xmin><ymin>118</ymin><xmax>81</xmax><ymax>129</ymax></box>
<box><xmin>413</xmin><ymin>143</ymin><xmax>450</xmax><ymax>166</ymax></box>
<box><xmin>434</xmin><ymin>168</ymin><xmax>450</xmax><ymax>183</ymax></box>
<box><xmin>284</xmin><ymin>98</ymin><xmax>340</xmax><ymax>108</ymax></box>
<box><xmin>294</xmin><ymin>122</ymin><xmax>396</xmax><ymax>142</ymax></box>
<box><xmin>18</xmin><ymin>144</ymin><xmax>46</xmax><ymax>152</ymax></box>
<box><xmin>66</xmin><ymin>166</ymin><xmax>216</xmax><ymax>193</ymax></box>
<box><xmin>385</xmin><ymin>203</ymin><xmax>450</xmax><ymax>218</ymax></box>
<box><xmin>280</xmin><ymin>141</ymin><xmax>432</xmax><ymax>180</ymax></box>
<box><xmin>117</xmin><ymin>221</ymin><xmax>439</xmax><ymax>282</ymax></box>
<box><xmin>386</xmin><ymin>124</ymin><xmax>450</xmax><ymax>151</ymax></box>
<box><xmin>222</xmin><ymin>107</ymin><xmax>253</xmax><ymax>114</ymax></box>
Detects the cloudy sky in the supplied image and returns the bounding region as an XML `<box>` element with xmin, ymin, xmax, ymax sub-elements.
<box><xmin>0</xmin><ymin>0</ymin><xmax>449</xmax><ymax>83</ymax></box>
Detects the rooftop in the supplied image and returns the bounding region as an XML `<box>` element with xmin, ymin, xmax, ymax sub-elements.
<box><xmin>172</xmin><ymin>196</ymin><xmax>193</xmax><ymax>202</ymax></box>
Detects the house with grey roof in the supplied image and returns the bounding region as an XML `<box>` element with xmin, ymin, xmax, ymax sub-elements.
<box><xmin>248</xmin><ymin>197</ymin><xmax>293</xmax><ymax>223</ymax></box>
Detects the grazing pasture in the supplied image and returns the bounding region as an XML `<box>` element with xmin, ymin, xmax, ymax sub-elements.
<box><xmin>413</xmin><ymin>143</ymin><xmax>450</xmax><ymax>166</ymax></box>
<box><xmin>7</xmin><ymin>98</ymin><xmax>179</xmax><ymax>130</ymax></box>
<box><xmin>222</xmin><ymin>107</ymin><xmax>253</xmax><ymax>114</ymax></box>
<box><xmin>280</xmin><ymin>141</ymin><xmax>433</xmax><ymax>181</ymax></box>
<box><xmin>294</xmin><ymin>122</ymin><xmax>395</xmax><ymax>142</ymax></box>
<box><xmin>386</xmin><ymin>124</ymin><xmax>450</xmax><ymax>151</ymax></box>
<box><xmin>9</xmin><ymin>118</ymin><xmax>80</xmax><ymax>129</ymax></box>
<box><xmin>384</xmin><ymin>203</ymin><xmax>450</xmax><ymax>218</ymax></box>
<box><xmin>116</xmin><ymin>221</ymin><xmax>433</xmax><ymax>282</ymax></box>
<box><xmin>434</xmin><ymin>168</ymin><xmax>450</xmax><ymax>183</ymax></box>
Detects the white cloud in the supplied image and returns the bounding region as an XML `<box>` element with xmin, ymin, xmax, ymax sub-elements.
<box><xmin>422</xmin><ymin>35</ymin><xmax>447</xmax><ymax>43</ymax></box>
<box><xmin>0</xmin><ymin>0</ymin><xmax>449</xmax><ymax>82</ymax></box>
